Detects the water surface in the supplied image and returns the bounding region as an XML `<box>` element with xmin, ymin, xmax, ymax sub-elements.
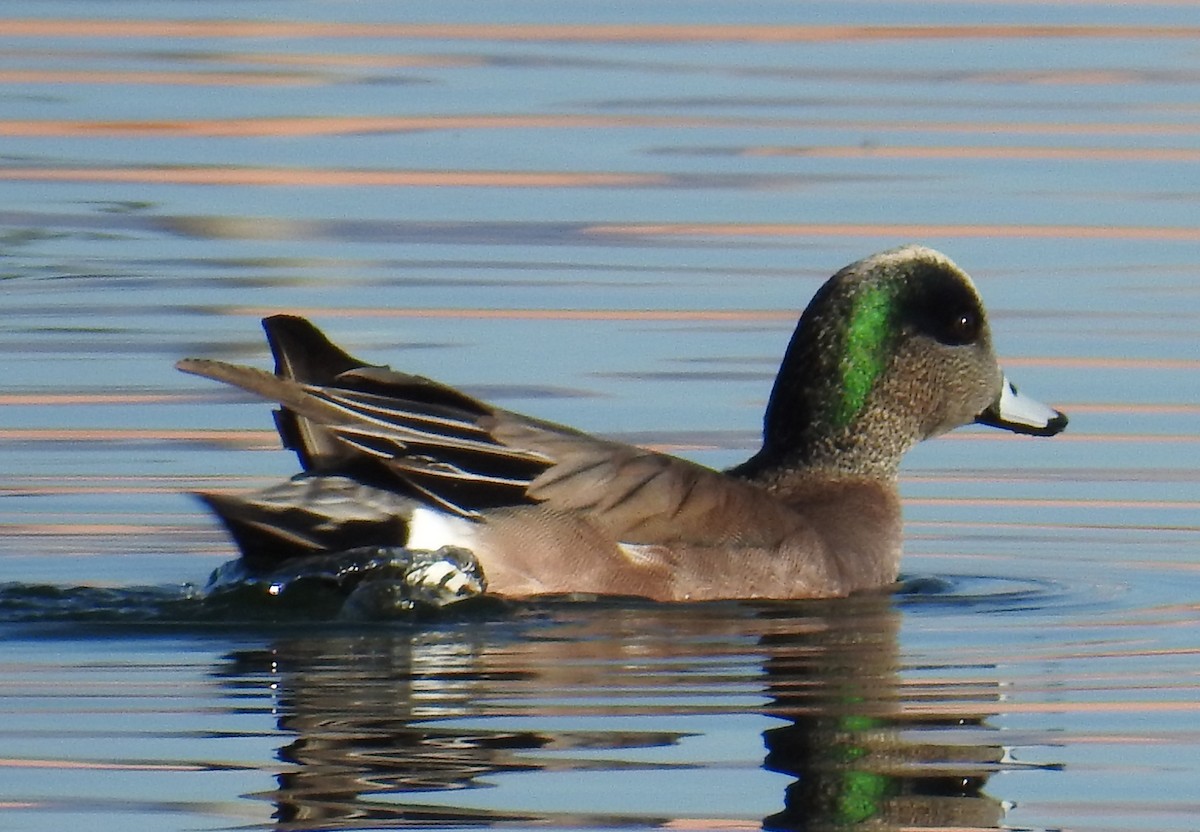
<box><xmin>1</xmin><ymin>2</ymin><xmax>1198</xmax><ymax>830</ymax></box>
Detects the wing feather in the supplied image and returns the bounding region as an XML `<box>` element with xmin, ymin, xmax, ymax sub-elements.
<box><xmin>179</xmin><ymin>317</ymin><xmax>790</xmax><ymax>547</ymax></box>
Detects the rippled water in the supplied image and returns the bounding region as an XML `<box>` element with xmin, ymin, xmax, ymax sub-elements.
<box><xmin>2</xmin><ymin>3</ymin><xmax>1199</xmax><ymax>830</ymax></box>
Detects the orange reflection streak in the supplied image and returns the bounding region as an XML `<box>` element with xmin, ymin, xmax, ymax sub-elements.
<box><xmin>0</xmin><ymin>523</ymin><xmax>203</xmax><ymax>536</ymax></box>
<box><xmin>4</xmin><ymin>474</ymin><xmax>275</xmax><ymax>486</ymax></box>
<box><xmin>587</xmin><ymin>222</ymin><xmax>1200</xmax><ymax>242</ymax></box>
<box><xmin>227</xmin><ymin>306</ymin><xmax>798</xmax><ymax>321</ymax></box>
<box><xmin>0</xmin><ymin>759</ymin><xmax>203</xmax><ymax>772</ymax></box>
<box><xmin>751</xmin><ymin>145</ymin><xmax>1200</xmax><ymax>163</ymax></box>
<box><xmin>4</xmin><ymin>115</ymin><xmax>1199</xmax><ymax>138</ymax></box>
<box><xmin>822</xmin><ymin>119</ymin><xmax>1200</xmax><ymax>136</ymax></box>
<box><xmin>0</xmin><ymin>70</ymin><xmax>315</xmax><ymax>86</ymax></box>
<box><xmin>1053</xmin><ymin>403</ymin><xmax>1200</xmax><ymax>415</ymax></box>
<box><xmin>942</xmin><ymin>433</ymin><xmax>1199</xmax><ymax>442</ymax></box>
<box><xmin>227</xmin><ymin>52</ymin><xmax>479</xmax><ymax>69</ymax></box>
<box><xmin>2</xmin><ymin>484</ymin><xmax>241</xmax><ymax>496</ymax></box>
<box><xmin>1002</xmin><ymin>356</ymin><xmax>1200</xmax><ymax>370</ymax></box>
<box><xmin>909</xmin><ymin>497</ymin><xmax>1199</xmax><ymax>510</ymax></box>
<box><xmin>4</xmin><ymin>20</ymin><xmax>1200</xmax><ymax>42</ymax></box>
<box><xmin>0</xmin><ymin>115</ymin><xmax>732</xmax><ymax>137</ymax></box>
<box><xmin>0</xmin><ymin>392</ymin><xmax>198</xmax><ymax>405</ymax></box>
<box><xmin>0</xmin><ymin>52</ymin><xmax>476</xmax><ymax>83</ymax></box>
<box><xmin>902</xmin><ymin>698</ymin><xmax>1200</xmax><ymax>718</ymax></box>
<box><xmin>0</xmin><ymin>167</ymin><xmax>666</xmax><ymax>188</ymax></box>
<box><xmin>910</xmin><ymin>520</ymin><xmax>1198</xmax><ymax>533</ymax></box>
<box><xmin>0</xmin><ymin>428</ymin><xmax>276</xmax><ymax>443</ymax></box>
<box><xmin>0</xmin><ymin>428</ymin><xmax>1192</xmax><ymax>444</ymax></box>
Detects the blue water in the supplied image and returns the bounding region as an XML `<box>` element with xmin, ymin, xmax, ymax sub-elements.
<box><xmin>2</xmin><ymin>2</ymin><xmax>1199</xmax><ymax>830</ymax></box>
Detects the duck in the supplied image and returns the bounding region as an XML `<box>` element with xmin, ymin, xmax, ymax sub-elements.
<box><xmin>178</xmin><ymin>245</ymin><xmax>1067</xmax><ymax>602</ymax></box>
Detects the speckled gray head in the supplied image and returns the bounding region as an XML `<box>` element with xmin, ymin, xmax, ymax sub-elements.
<box><xmin>743</xmin><ymin>245</ymin><xmax>1067</xmax><ymax>480</ymax></box>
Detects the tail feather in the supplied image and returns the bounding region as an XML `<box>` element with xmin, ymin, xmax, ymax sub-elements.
<box><xmin>197</xmin><ymin>476</ymin><xmax>416</xmax><ymax>574</ymax></box>
<box><xmin>263</xmin><ymin>315</ymin><xmax>494</xmax><ymax>472</ymax></box>
<box><xmin>263</xmin><ymin>315</ymin><xmax>370</xmax><ymax>470</ymax></box>
<box><xmin>176</xmin><ymin>316</ymin><xmax>554</xmax><ymax>518</ymax></box>
<box><xmin>263</xmin><ymin>314</ymin><xmax>364</xmax><ymax>383</ymax></box>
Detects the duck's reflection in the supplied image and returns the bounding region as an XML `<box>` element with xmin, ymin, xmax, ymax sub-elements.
<box><xmin>757</xmin><ymin>599</ymin><xmax>1004</xmax><ymax>830</ymax></box>
<box><xmin>214</xmin><ymin>599</ymin><xmax>1006</xmax><ymax>829</ymax></box>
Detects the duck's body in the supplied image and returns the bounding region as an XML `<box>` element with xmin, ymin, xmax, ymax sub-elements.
<box><xmin>179</xmin><ymin>246</ymin><xmax>1066</xmax><ymax>601</ymax></box>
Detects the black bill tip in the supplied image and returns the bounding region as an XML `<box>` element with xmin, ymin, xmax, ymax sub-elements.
<box><xmin>976</xmin><ymin>376</ymin><xmax>1068</xmax><ymax>437</ymax></box>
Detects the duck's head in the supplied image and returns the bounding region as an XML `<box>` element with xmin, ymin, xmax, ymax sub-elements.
<box><xmin>752</xmin><ymin>245</ymin><xmax>1066</xmax><ymax>480</ymax></box>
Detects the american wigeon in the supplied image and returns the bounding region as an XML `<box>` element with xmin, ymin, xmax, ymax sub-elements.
<box><xmin>179</xmin><ymin>245</ymin><xmax>1066</xmax><ymax>602</ymax></box>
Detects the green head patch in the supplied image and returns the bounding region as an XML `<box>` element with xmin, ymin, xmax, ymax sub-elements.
<box><xmin>831</xmin><ymin>283</ymin><xmax>900</xmax><ymax>429</ymax></box>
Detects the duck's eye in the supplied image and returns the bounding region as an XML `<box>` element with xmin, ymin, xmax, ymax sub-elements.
<box><xmin>937</xmin><ymin>308</ymin><xmax>980</xmax><ymax>345</ymax></box>
<box><xmin>903</xmin><ymin>262</ymin><xmax>986</xmax><ymax>345</ymax></box>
